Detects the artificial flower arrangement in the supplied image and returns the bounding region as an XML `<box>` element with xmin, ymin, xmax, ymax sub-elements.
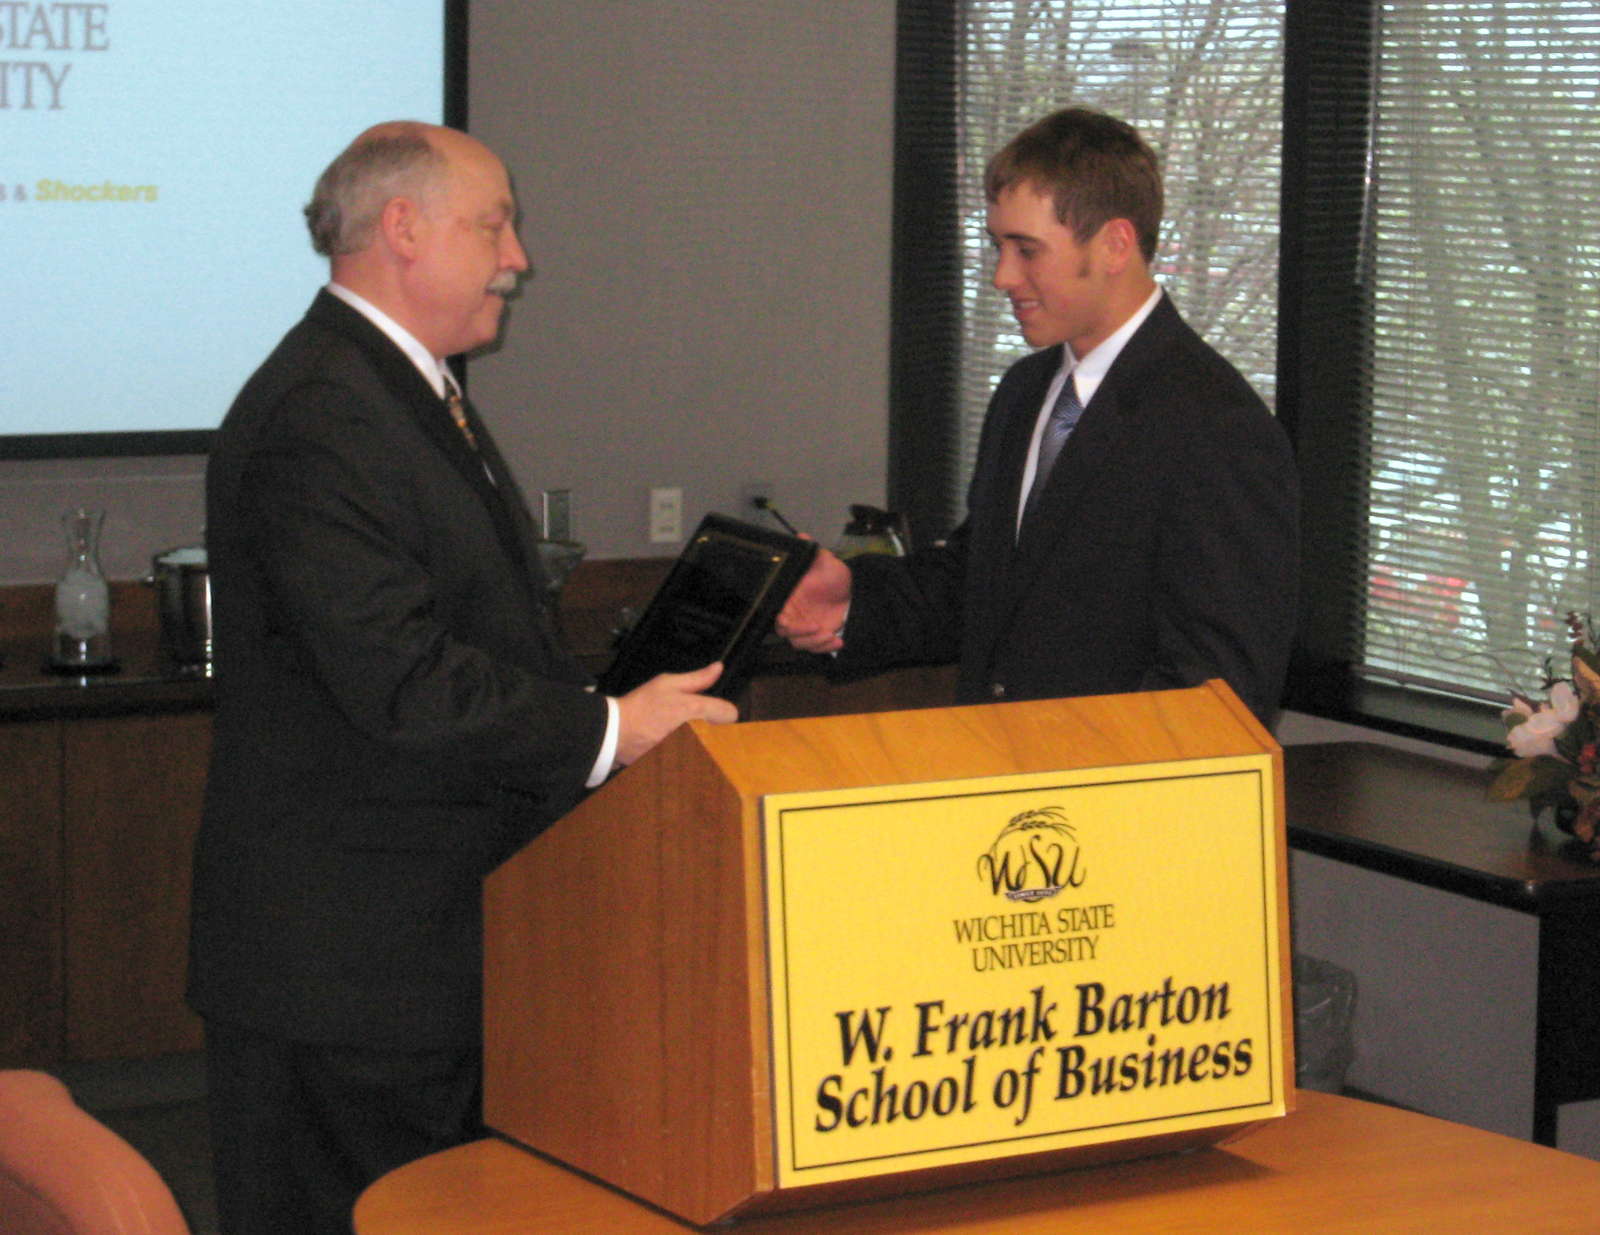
<box><xmin>1487</xmin><ymin>612</ymin><xmax>1600</xmax><ymax>859</ymax></box>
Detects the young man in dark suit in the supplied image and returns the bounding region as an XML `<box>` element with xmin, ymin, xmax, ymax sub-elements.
<box><xmin>778</xmin><ymin>107</ymin><xmax>1298</xmax><ymax>724</ymax></box>
<box><xmin>190</xmin><ymin>122</ymin><xmax>737</xmax><ymax>1235</ymax></box>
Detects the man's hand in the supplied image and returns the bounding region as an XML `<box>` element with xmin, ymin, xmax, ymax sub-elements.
<box><xmin>776</xmin><ymin>547</ymin><xmax>852</xmax><ymax>654</ymax></box>
<box><xmin>614</xmin><ymin>662</ymin><xmax>739</xmax><ymax>767</ymax></box>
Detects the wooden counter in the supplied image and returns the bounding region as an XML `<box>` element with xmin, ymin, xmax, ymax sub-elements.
<box><xmin>1285</xmin><ymin>740</ymin><xmax>1600</xmax><ymax>909</ymax></box>
<box><xmin>354</xmin><ymin>1089</ymin><xmax>1600</xmax><ymax>1234</ymax></box>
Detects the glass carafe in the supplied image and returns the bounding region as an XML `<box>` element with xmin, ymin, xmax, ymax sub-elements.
<box><xmin>54</xmin><ymin>507</ymin><xmax>112</xmax><ymax>668</ymax></box>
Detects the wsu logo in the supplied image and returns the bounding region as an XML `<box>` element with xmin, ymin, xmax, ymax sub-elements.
<box><xmin>977</xmin><ymin>807</ymin><xmax>1085</xmax><ymax>902</ymax></box>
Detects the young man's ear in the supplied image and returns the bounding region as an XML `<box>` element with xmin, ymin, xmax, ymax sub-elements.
<box><xmin>1094</xmin><ymin>217</ymin><xmax>1142</xmax><ymax>273</ymax></box>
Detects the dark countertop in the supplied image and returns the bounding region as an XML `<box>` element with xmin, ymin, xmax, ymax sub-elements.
<box><xmin>1284</xmin><ymin>741</ymin><xmax>1600</xmax><ymax>912</ymax></box>
<box><xmin>0</xmin><ymin>671</ymin><xmax>212</xmax><ymax>722</ymax></box>
<box><xmin>0</xmin><ymin>555</ymin><xmax>938</xmax><ymax>724</ymax></box>
<box><xmin>0</xmin><ymin>560</ymin><xmax>679</xmax><ymax>725</ymax></box>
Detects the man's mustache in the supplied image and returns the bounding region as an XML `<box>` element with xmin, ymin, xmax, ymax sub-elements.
<box><xmin>487</xmin><ymin>270</ymin><xmax>521</xmax><ymax>296</ymax></box>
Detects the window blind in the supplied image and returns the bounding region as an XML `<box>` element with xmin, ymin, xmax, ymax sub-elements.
<box><xmin>1362</xmin><ymin>0</ymin><xmax>1600</xmax><ymax>701</ymax></box>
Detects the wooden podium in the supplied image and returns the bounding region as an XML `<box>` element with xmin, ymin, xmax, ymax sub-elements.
<box><xmin>484</xmin><ymin>681</ymin><xmax>1292</xmax><ymax>1225</ymax></box>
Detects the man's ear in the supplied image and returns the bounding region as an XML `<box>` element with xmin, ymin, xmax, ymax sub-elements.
<box><xmin>378</xmin><ymin>196</ymin><xmax>421</xmax><ymax>260</ymax></box>
<box><xmin>1095</xmin><ymin>217</ymin><xmax>1142</xmax><ymax>273</ymax></box>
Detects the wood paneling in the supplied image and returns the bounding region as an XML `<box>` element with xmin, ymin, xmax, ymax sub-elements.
<box><xmin>62</xmin><ymin>711</ymin><xmax>210</xmax><ymax>1059</ymax></box>
<box><xmin>0</xmin><ymin>720</ymin><xmax>63</xmax><ymax>1066</ymax></box>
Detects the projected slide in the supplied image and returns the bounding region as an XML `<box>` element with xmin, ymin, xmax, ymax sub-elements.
<box><xmin>1</xmin><ymin>2</ymin><xmax>445</xmax><ymax>442</ymax></box>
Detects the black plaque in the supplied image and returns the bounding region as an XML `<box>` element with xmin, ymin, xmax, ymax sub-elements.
<box><xmin>597</xmin><ymin>514</ymin><xmax>818</xmax><ymax>700</ymax></box>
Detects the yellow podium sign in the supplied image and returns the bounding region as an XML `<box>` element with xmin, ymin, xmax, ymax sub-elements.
<box><xmin>762</xmin><ymin>753</ymin><xmax>1285</xmax><ymax>1186</ymax></box>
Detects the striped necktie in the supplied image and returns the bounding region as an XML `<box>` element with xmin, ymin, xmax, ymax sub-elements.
<box><xmin>1023</xmin><ymin>372</ymin><xmax>1084</xmax><ymax>519</ymax></box>
<box><xmin>444</xmin><ymin>388</ymin><xmax>478</xmax><ymax>451</ymax></box>
<box><xmin>443</xmin><ymin>385</ymin><xmax>500</xmax><ymax>488</ymax></box>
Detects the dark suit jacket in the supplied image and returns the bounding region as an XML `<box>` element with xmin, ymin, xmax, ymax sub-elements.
<box><xmin>839</xmin><ymin>294</ymin><xmax>1298</xmax><ymax>722</ymax></box>
<box><xmin>188</xmin><ymin>291</ymin><xmax>609</xmax><ymax>1052</ymax></box>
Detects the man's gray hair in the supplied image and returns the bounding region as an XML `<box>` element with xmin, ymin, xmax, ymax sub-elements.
<box><xmin>304</xmin><ymin>123</ymin><xmax>448</xmax><ymax>257</ymax></box>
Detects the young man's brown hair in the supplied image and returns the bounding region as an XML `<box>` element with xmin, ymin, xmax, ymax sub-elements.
<box><xmin>985</xmin><ymin>106</ymin><xmax>1164</xmax><ymax>263</ymax></box>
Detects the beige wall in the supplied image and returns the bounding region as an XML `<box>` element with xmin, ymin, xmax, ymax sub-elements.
<box><xmin>0</xmin><ymin>0</ymin><xmax>895</xmax><ymax>582</ymax></box>
<box><xmin>468</xmin><ymin>0</ymin><xmax>895</xmax><ymax>558</ymax></box>
<box><xmin>0</xmin><ymin>456</ymin><xmax>207</xmax><ymax>584</ymax></box>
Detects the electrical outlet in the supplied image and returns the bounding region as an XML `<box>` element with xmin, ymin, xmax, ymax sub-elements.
<box><xmin>649</xmin><ymin>486</ymin><xmax>683</xmax><ymax>544</ymax></box>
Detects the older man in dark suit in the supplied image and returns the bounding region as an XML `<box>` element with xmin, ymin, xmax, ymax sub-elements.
<box><xmin>189</xmin><ymin>122</ymin><xmax>736</xmax><ymax>1235</ymax></box>
<box><xmin>779</xmin><ymin>107</ymin><xmax>1297</xmax><ymax>723</ymax></box>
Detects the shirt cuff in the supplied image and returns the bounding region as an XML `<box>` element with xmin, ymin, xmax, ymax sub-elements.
<box><xmin>829</xmin><ymin>601</ymin><xmax>850</xmax><ymax>656</ymax></box>
<box><xmin>585</xmin><ymin>694</ymin><xmax>621</xmax><ymax>788</ymax></box>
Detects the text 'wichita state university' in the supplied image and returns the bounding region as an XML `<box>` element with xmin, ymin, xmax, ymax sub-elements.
<box><xmin>953</xmin><ymin>903</ymin><xmax>1116</xmax><ymax>972</ymax></box>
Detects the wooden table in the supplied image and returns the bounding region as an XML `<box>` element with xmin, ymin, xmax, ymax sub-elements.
<box><xmin>354</xmin><ymin>1090</ymin><xmax>1600</xmax><ymax>1234</ymax></box>
<box><xmin>1285</xmin><ymin>742</ymin><xmax>1600</xmax><ymax>1144</ymax></box>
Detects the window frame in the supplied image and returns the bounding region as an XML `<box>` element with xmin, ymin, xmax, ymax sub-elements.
<box><xmin>888</xmin><ymin>0</ymin><xmax>966</xmax><ymax>552</ymax></box>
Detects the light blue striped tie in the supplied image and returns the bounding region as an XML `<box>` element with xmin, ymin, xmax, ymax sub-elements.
<box><xmin>1024</xmin><ymin>373</ymin><xmax>1083</xmax><ymax>519</ymax></box>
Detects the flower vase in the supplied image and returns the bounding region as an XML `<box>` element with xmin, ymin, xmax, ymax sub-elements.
<box><xmin>1546</xmin><ymin>798</ymin><xmax>1600</xmax><ymax>863</ymax></box>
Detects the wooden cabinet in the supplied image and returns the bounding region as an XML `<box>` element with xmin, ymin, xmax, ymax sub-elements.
<box><xmin>0</xmin><ymin>582</ymin><xmax>210</xmax><ymax>1066</ymax></box>
<box><xmin>0</xmin><ymin>709</ymin><xmax>209</xmax><ymax>1067</ymax></box>
<box><xmin>0</xmin><ymin>721</ymin><xmax>63</xmax><ymax>1064</ymax></box>
<box><xmin>62</xmin><ymin>712</ymin><xmax>211</xmax><ymax>1060</ymax></box>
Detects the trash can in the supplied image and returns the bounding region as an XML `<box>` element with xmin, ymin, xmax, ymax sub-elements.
<box><xmin>1292</xmin><ymin>953</ymin><xmax>1356</xmax><ymax>1093</ymax></box>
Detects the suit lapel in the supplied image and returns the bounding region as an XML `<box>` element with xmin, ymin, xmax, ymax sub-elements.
<box><xmin>969</xmin><ymin>348</ymin><xmax>1060</xmax><ymax>579</ymax></box>
<box><xmin>958</xmin><ymin>348</ymin><xmax>1060</xmax><ymax>674</ymax></box>
<box><xmin>1005</xmin><ymin>297</ymin><xmax>1179</xmax><ymax>605</ymax></box>
<box><xmin>306</xmin><ymin>292</ymin><xmax>540</xmax><ymax>587</ymax></box>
